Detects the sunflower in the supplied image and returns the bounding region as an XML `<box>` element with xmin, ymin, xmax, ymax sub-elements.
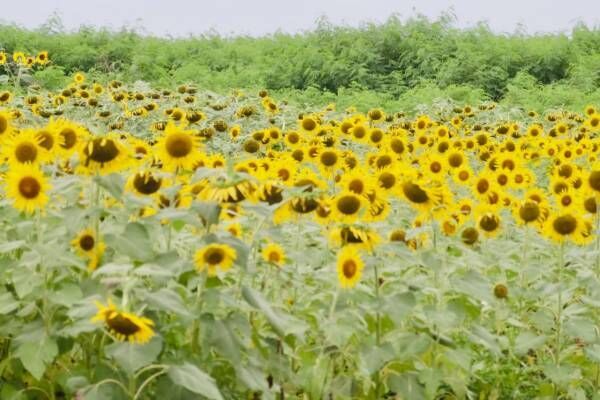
<box><xmin>261</xmin><ymin>242</ymin><xmax>286</xmax><ymax>267</ymax></box>
<box><xmin>336</xmin><ymin>246</ymin><xmax>364</xmax><ymax>289</ymax></box>
<box><xmin>0</xmin><ymin>51</ymin><xmax>6</xmax><ymax>65</ymax></box>
<box><xmin>92</xmin><ymin>300</ymin><xmax>155</xmax><ymax>344</ymax></box>
<box><xmin>36</xmin><ymin>51</ymin><xmax>49</xmax><ymax>65</ymax></box>
<box><xmin>3</xmin><ymin>129</ymin><xmax>50</xmax><ymax>166</ymax></box>
<box><xmin>199</xmin><ymin>174</ymin><xmax>255</xmax><ymax>204</ymax></box>
<box><xmin>543</xmin><ymin>211</ymin><xmax>591</xmax><ymax>245</ymax></box>
<box><xmin>475</xmin><ymin>205</ymin><xmax>501</xmax><ymax>237</ymax></box>
<box><xmin>399</xmin><ymin>177</ymin><xmax>445</xmax><ymax>213</ymax></box>
<box><xmin>5</xmin><ymin>164</ymin><xmax>50</xmax><ymax>214</ymax></box>
<box><xmin>513</xmin><ymin>199</ymin><xmax>546</xmax><ymax>226</ymax></box>
<box><xmin>315</xmin><ymin>148</ymin><xmax>341</xmax><ymax>177</ymax></box>
<box><xmin>0</xmin><ymin>109</ymin><xmax>14</xmax><ymax>140</ymax></box>
<box><xmin>72</xmin><ymin>228</ymin><xmax>106</xmax><ymax>270</ymax></box>
<box><xmin>329</xmin><ymin>226</ymin><xmax>380</xmax><ymax>252</ymax></box>
<box><xmin>331</xmin><ymin>191</ymin><xmax>366</xmax><ymax>223</ymax></box>
<box><xmin>154</xmin><ymin>122</ymin><xmax>202</xmax><ymax>172</ymax></box>
<box><xmin>49</xmin><ymin>119</ymin><xmax>88</xmax><ymax>158</ymax></box>
<box><xmin>73</xmin><ymin>72</ymin><xmax>85</xmax><ymax>84</ymax></box>
<box><xmin>127</xmin><ymin>170</ymin><xmax>163</xmax><ymax>197</ymax></box>
<box><xmin>194</xmin><ymin>243</ymin><xmax>237</xmax><ymax>276</ymax></box>
<box><xmin>80</xmin><ymin>134</ymin><xmax>130</xmax><ymax>174</ymax></box>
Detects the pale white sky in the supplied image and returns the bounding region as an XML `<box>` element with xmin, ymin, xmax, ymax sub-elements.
<box><xmin>1</xmin><ymin>0</ymin><xmax>599</xmax><ymax>37</ymax></box>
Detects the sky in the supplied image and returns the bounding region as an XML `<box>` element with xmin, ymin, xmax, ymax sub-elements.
<box><xmin>1</xmin><ymin>0</ymin><xmax>599</xmax><ymax>37</ymax></box>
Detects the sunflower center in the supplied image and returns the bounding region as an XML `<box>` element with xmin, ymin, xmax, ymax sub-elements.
<box><xmin>352</xmin><ymin>126</ymin><xmax>366</xmax><ymax>139</ymax></box>
<box><xmin>430</xmin><ymin>161</ymin><xmax>442</xmax><ymax>173</ymax></box>
<box><xmin>106</xmin><ymin>313</ymin><xmax>141</xmax><ymax>336</ymax></box>
<box><xmin>378</xmin><ymin>172</ymin><xmax>396</xmax><ymax>189</ymax></box>
<box><xmin>320</xmin><ymin>151</ymin><xmax>338</xmax><ymax>167</ymax></box>
<box><xmin>402</xmin><ymin>182</ymin><xmax>429</xmax><ymax>203</ymax></box>
<box><xmin>302</xmin><ymin>118</ymin><xmax>316</xmax><ymax>131</ymax></box>
<box><xmin>552</xmin><ymin>215</ymin><xmax>577</xmax><ymax>235</ymax></box>
<box><xmin>390</xmin><ymin>230</ymin><xmax>406</xmax><ymax>242</ymax></box>
<box><xmin>376</xmin><ymin>155</ymin><xmax>392</xmax><ymax>169</ymax></box>
<box><xmin>585</xmin><ymin>197</ymin><xmax>597</xmax><ymax>214</ymax></box>
<box><xmin>133</xmin><ymin>173</ymin><xmax>162</xmax><ymax>195</ymax></box>
<box><xmin>561</xmin><ymin>195</ymin><xmax>572</xmax><ymax>207</ymax></box>
<box><xmin>342</xmin><ymin>260</ymin><xmax>357</xmax><ymax>279</ymax></box>
<box><xmin>37</xmin><ymin>131</ymin><xmax>54</xmax><ymax>150</ymax></box>
<box><xmin>204</xmin><ymin>248</ymin><xmax>225</xmax><ymax>265</ymax></box>
<box><xmin>0</xmin><ymin>116</ymin><xmax>7</xmax><ymax>134</ymax></box>
<box><xmin>479</xmin><ymin>214</ymin><xmax>499</xmax><ymax>232</ymax></box>
<box><xmin>166</xmin><ymin>133</ymin><xmax>193</xmax><ymax>158</ymax></box>
<box><xmin>336</xmin><ymin>195</ymin><xmax>361</xmax><ymax>215</ymax></box>
<box><xmin>458</xmin><ymin>171</ymin><xmax>469</xmax><ymax>181</ymax></box>
<box><xmin>390</xmin><ymin>139</ymin><xmax>404</xmax><ymax>154</ymax></box>
<box><xmin>291</xmin><ymin>197</ymin><xmax>318</xmax><ymax>213</ymax></box>
<box><xmin>60</xmin><ymin>128</ymin><xmax>77</xmax><ymax>149</ymax></box>
<box><xmin>79</xmin><ymin>234</ymin><xmax>95</xmax><ymax>251</ymax></box>
<box><xmin>86</xmin><ymin>138</ymin><xmax>119</xmax><ymax>163</ymax></box>
<box><xmin>15</xmin><ymin>142</ymin><xmax>38</xmax><ymax>163</ymax></box>
<box><xmin>519</xmin><ymin>202</ymin><xmax>540</xmax><ymax>222</ymax></box>
<box><xmin>268</xmin><ymin>252</ymin><xmax>281</xmax><ymax>263</ymax></box>
<box><xmin>476</xmin><ymin>179</ymin><xmax>489</xmax><ymax>194</ymax></box>
<box><xmin>348</xmin><ymin>179</ymin><xmax>364</xmax><ymax>194</ymax></box>
<box><xmin>18</xmin><ymin>176</ymin><xmax>41</xmax><ymax>199</ymax></box>
<box><xmin>461</xmin><ymin>227</ymin><xmax>479</xmax><ymax>244</ymax></box>
<box><xmin>589</xmin><ymin>171</ymin><xmax>600</xmax><ymax>192</ymax></box>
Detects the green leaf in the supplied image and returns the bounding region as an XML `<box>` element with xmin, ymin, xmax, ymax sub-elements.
<box><xmin>0</xmin><ymin>240</ymin><xmax>26</xmax><ymax>253</ymax></box>
<box><xmin>16</xmin><ymin>336</ymin><xmax>58</xmax><ymax>380</ymax></box>
<box><xmin>242</xmin><ymin>286</ymin><xmax>307</xmax><ymax>338</ymax></box>
<box><xmin>168</xmin><ymin>363</ymin><xmax>224</xmax><ymax>400</ymax></box>
<box><xmin>0</xmin><ymin>291</ymin><xmax>19</xmax><ymax>315</ymax></box>
<box><xmin>94</xmin><ymin>173</ymin><xmax>124</xmax><ymax>200</ymax></box>
<box><xmin>514</xmin><ymin>331</ymin><xmax>546</xmax><ymax>356</ymax></box>
<box><xmin>104</xmin><ymin>223</ymin><xmax>154</xmax><ymax>262</ymax></box>
<box><xmin>388</xmin><ymin>373</ymin><xmax>425</xmax><ymax>400</ymax></box>
<box><xmin>142</xmin><ymin>288</ymin><xmax>192</xmax><ymax>320</ymax></box>
<box><xmin>105</xmin><ymin>336</ymin><xmax>162</xmax><ymax>374</ymax></box>
<box><xmin>12</xmin><ymin>267</ymin><xmax>43</xmax><ymax>299</ymax></box>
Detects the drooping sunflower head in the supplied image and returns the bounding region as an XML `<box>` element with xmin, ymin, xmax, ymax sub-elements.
<box><xmin>92</xmin><ymin>300</ymin><xmax>155</xmax><ymax>344</ymax></box>
<box><xmin>127</xmin><ymin>170</ymin><xmax>163</xmax><ymax>197</ymax></box>
<box><xmin>80</xmin><ymin>134</ymin><xmax>130</xmax><ymax>174</ymax></box>
<box><xmin>194</xmin><ymin>243</ymin><xmax>237</xmax><ymax>276</ymax></box>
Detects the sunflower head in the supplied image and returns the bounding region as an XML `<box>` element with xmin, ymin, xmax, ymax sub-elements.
<box><xmin>261</xmin><ymin>243</ymin><xmax>286</xmax><ymax>267</ymax></box>
<box><xmin>336</xmin><ymin>246</ymin><xmax>364</xmax><ymax>289</ymax></box>
<box><xmin>92</xmin><ymin>300</ymin><xmax>155</xmax><ymax>344</ymax></box>
<box><xmin>194</xmin><ymin>243</ymin><xmax>237</xmax><ymax>276</ymax></box>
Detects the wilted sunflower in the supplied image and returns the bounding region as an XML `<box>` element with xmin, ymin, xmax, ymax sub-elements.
<box><xmin>261</xmin><ymin>242</ymin><xmax>286</xmax><ymax>267</ymax></box>
<box><xmin>5</xmin><ymin>164</ymin><xmax>50</xmax><ymax>214</ymax></box>
<box><xmin>194</xmin><ymin>243</ymin><xmax>237</xmax><ymax>276</ymax></box>
<box><xmin>92</xmin><ymin>300</ymin><xmax>155</xmax><ymax>344</ymax></box>
<box><xmin>72</xmin><ymin>228</ymin><xmax>106</xmax><ymax>271</ymax></box>
<box><xmin>154</xmin><ymin>122</ymin><xmax>203</xmax><ymax>172</ymax></box>
<box><xmin>399</xmin><ymin>178</ymin><xmax>444</xmax><ymax>213</ymax></box>
<box><xmin>199</xmin><ymin>174</ymin><xmax>255</xmax><ymax>204</ymax></box>
<box><xmin>336</xmin><ymin>246</ymin><xmax>364</xmax><ymax>288</ymax></box>
<box><xmin>330</xmin><ymin>226</ymin><xmax>380</xmax><ymax>252</ymax></box>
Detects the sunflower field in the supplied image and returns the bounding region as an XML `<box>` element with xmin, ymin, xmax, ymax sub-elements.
<box><xmin>1</xmin><ymin>43</ymin><xmax>600</xmax><ymax>400</ymax></box>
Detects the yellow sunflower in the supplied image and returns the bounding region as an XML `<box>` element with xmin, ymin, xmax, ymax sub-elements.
<box><xmin>72</xmin><ymin>228</ymin><xmax>106</xmax><ymax>271</ymax></box>
<box><xmin>336</xmin><ymin>246</ymin><xmax>364</xmax><ymax>289</ymax></box>
<box><xmin>194</xmin><ymin>243</ymin><xmax>237</xmax><ymax>276</ymax></box>
<box><xmin>92</xmin><ymin>300</ymin><xmax>155</xmax><ymax>344</ymax></box>
<box><xmin>154</xmin><ymin>122</ymin><xmax>203</xmax><ymax>172</ymax></box>
<box><xmin>79</xmin><ymin>134</ymin><xmax>130</xmax><ymax>175</ymax></box>
<box><xmin>3</xmin><ymin>129</ymin><xmax>50</xmax><ymax>166</ymax></box>
<box><xmin>261</xmin><ymin>242</ymin><xmax>286</xmax><ymax>267</ymax></box>
<box><xmin>5</xmin><ymin>164</ymin><xmax>50</xmax><ymax>214</ymax></box>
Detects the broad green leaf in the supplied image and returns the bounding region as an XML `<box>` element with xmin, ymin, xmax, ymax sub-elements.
<box><xmin>514</xmin><ymin>331</ymin><xmax>546</xmax><ymax>356</ymax></box>
<box><xmin>105</xmin><ymin>336</ymin><xmax>162</xmax><ymax>374</ymax></box>
<box><xmin>167</xmin><ymin>363</ymin><xmax>224</xmax><ymax>400</ymax></box>
<box><xmin>16</xmin><ymin>336</ymin><xmax>58</xmax><ymax>380</ymax></box>
<box><xmin>242</xmin><ymin>286</ymin><xmax>307</xmax><ymax>338</ymax></box>
<box><xmin>0</xmin><ymin>291</ymin><xmax>19</xmax><ymax>314</ymax></box>
<box><xmin>104</xmin><ymin>223</ymin><xmax>154</xmax><ymax>262</ymax></box>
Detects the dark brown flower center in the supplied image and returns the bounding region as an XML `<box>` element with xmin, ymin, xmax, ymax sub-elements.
<box><xmin>15</xmin><ymin>142</ymin><xmax>38</xmax><ymax>163</ymax></box>
<box><xmin>18</xmin><ymin>176</ymin><xmax>41</xmax><ymax>199</ymax></box>
<box><xmin>402</xmin><ymin>182</ymin><xmax>429</xmax><ymax>203</ymax></box>
<box><xmin>553</xmin><ymin>215</ymin><xmax>577</xmax><ymax>235</ymax></box>
<box><xmin>165</xmin><ymin>133</ymin><xmax>193</xmax><ymax>158</ymax></box>
<box><xmin>79</xmin><ymin>234</ymin><xmax>95</xmax><ymax>251</ymax></box>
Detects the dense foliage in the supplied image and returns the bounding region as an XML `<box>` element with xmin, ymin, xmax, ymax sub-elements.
<box><xmin>1</xmin><ymin>15</ymin><xmax>600</xmax><ymax>111</ymax></box>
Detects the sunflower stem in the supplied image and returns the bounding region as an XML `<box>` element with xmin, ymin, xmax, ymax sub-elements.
<box><xmin>373</xmin><ymin>260</ymin><xmax>382</xmax><ymax>398</ymax></box>
<box><xmin>595</xmin><ymin>209</ymin><xmax>600</xmax><ymax>278</ymax></box>
<box><xmin>553</xmin><ymin>242</ymin><xmax>565</xmax><ymax>399</ymax></box>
